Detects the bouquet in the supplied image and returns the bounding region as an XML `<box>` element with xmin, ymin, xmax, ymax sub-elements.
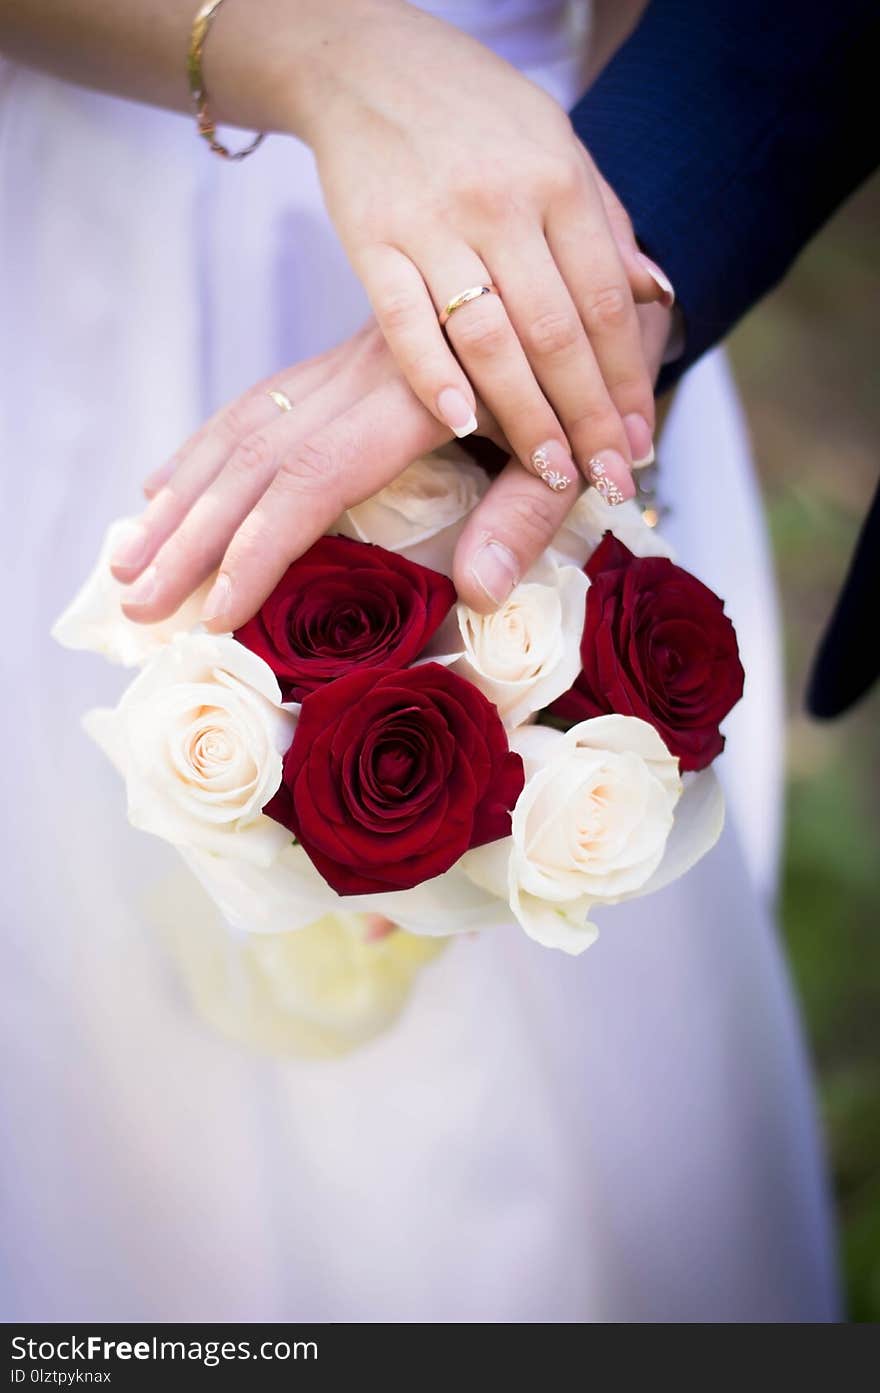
<box><xmin>54</xmin><ymin>445</ymin><xmax>744</xmax><ymax>1054</ymax></box>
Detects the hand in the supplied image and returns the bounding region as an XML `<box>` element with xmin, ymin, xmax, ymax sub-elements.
<box><xmin>0</xmin><ymin>2</ymin><xmax>670</xmax><ymax>508</ymax></box>
<box><xmin>111</xmin><ymin>307</ymin><xmax>672</xmax><ymax>628</ymax></box>
<box><xmin>279</xmin><ymin>2</ymin><xmax>672</xmax><ymax>500</ymax></box>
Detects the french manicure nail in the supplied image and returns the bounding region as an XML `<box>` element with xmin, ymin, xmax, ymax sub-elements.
<box><xmin>588</xmin><ymin>450</ymin><xmax>636</xmax><ymax>506</ymax></box>
<box><xmin>123</xmin><ymin>565</ymin><xmax>158</xmax><ymax>607</ymax></box>
<box><xmin>622</xmin><ymin>413</ymin><xmax>655</xmax><ymax>467</ymax></box>
<box><xmin>437</xmin><ymin>386</ymin><xmax>478</xmax><ymax>438</ymax></box>
<box><xmin>637</xmin><ymin>253</ymin><xmax>675</xmax><ymax>308</ymax></box>
<box><xmin>201</xmin><ymin>572</ymin><xmax>232</xmax><ymax>626</ymax></box>
<box><xmin>110</xmin><ymin>521</ymin><xmax>149</xmax><ymax>573</ymax></box>
<box><xmin>470</xmin><ymin>539</ymin><xmax>519</xmax><ymax>606</ymax></box>
<box><xmin>529</xmin><ymin>440</ymin><xmax>574</xmax><ymax>492</ymax></box>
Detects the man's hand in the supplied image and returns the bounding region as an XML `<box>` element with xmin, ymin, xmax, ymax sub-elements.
<box><xmin>111</xmin><ymin>308</ymin><xmax>672</xmax><ymax>628</ymax></box>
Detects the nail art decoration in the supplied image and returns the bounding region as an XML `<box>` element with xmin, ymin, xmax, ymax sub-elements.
<box><xmin>588</xmin><ymin>457</ymin><xmax>626</xmax><ymax>506</ymax></box>
<box><xmin>531</xmin><ymin>446</ymin><xmax>571</xmax><ymax>492</ymax></box>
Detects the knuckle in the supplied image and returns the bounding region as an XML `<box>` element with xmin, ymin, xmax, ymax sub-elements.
<box><xmin>583</xmin><ymin>284</ymin><xmax>631</xmax><ymax>333</ymax></box>
<box><xmin>278</xmin><ymin>437</ymin><xmax>342</xmax><ymax>496</ymax></box>
<box><xmin>376</xmin><ymin>289</ymin><xmax>421</xmax><ymax>335</ymax></box>
<box><xmin>566</xmin><ymin>402</ymin><xmax>621</xmax><ymax>447</ymax></box>
<box><xmin>455</xmin><ymin>170</ymin><xmax>512</xmax><ymax>220</ymax></box>
<box><xmin>451</xmin><ymin>307</ymin><xmax>509</xmax><ymax>358</ymax></box>
<box><xmin>227</xmin><ymin>432</ymin><xmax>276</xmax><ymax>480</ymax></box>
<box><xmin>503</xmin><ymin>488</ymin><xmax>561</xmax><ymax>543</ymax></box>
<box><xmin>542</xmin><ymin>151</ymin><xmax>585</xmax><ymax>202</ymax></box>
<box><xmin>611</xmin><ymin>372</ymin><xmax>655</xmax><ymax>417</ymax></box>
<box><xmin>217</xmin><ymin>401</ymin><xmax>256</xmax><ymax>446</ymax></box>
<box><xmin>524</xmin><ymin>308</ymin><xmax>583</xmax><ymax>359</ymax></box>
<box><xmin>612</xmin><ymin>370</ymin><xmax>652</xmax><ymax>400</ymax></box>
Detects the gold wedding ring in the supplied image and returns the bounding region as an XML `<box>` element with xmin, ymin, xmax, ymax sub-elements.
<box><xmin>439</xmin><ymin>284</ymin><xmax>500</xmax><ymax>327</ymax></box>
<box><xmin>267</xmin><ymin>389</ymin><xmax>293</xmax><ymax>413</ymax></box>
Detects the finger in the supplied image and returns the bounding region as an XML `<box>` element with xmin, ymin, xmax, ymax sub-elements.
<box><xmin>202</xmin><ymin>378</ymin><xmax>450</xmax><ymax>633</ymax></box>
<box><xmin>140</xmin><ymin>333</ymin><xmax>361</xmax><ymax>503</ymax></box>
<box><xmin>114</xmin><ymin>333</ymin><xmax>376</xmax><ymax>585</ymax></box>
<box><xmin>119</xmin><ymin>353</ymin><xmax>414</xmax><ymax>624</ymax></box>
<box><xmin>581</xmin><ymin>154</ymin><xmax>675</xmax><ymax>309</ymax></box>
<box><xmin>547</xmin><ymin>192</ymin><xmax>657</xmax><ymax>465</ymax></box>
<box><xmin>637</xmin><ymin>300</ymin><xmax>675</xmax><ymax>386</ymax></box>
<box><xmin>488</xmin><ymin>233</ymin><xmax>645</xmax><ymax>480</ymax></box>
<box><xmin>425</xmin><ymin>243</ymin><xmax>630</xmax><ymax>503</ymax></box>
<box><xmin>358</xmin><ymin>242</ymin><xmax>479</xmax><ymax>440</ymax></box>
<box><xmin>139</xmin><ymin>338</ymin><xmax>352</xmax><ymax>505</ymax></box>
<box><xmin>142</xmin><ymin>457</ymin><xmax>180</xmax><ymax>500</ymax></box>
<box><xmin>452</xmin><ymin>455</ymin><xmax>582</xmax><ymax>613</ymax></box>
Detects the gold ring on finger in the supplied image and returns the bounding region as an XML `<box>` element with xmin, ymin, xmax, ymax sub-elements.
<box><xmin>438</xmin><ymin>284</ymin><xmax>500</xmax><ymax>328</ymax></box>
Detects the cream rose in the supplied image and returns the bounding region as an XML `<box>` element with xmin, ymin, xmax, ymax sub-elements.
<box><xmin>463</xmin><ymin>716</ymin><xmax>722</xmax><ymax>954</ymax></box>
<box><xmin>336</xmin><ymin>445</ymin><xmax>489</xmax><ymax>575</ymax></box>
<box><xmin>449</xmin><ymin>561</ymin><xmax>589</xmax><ymax>730</ymax></box>
<box><xmin>85</xmin><ymin>633</ymin><xmax>296</xmax><ymax>864</ymax></box>
<box><xmin>52</xmin><ymin>515</ymin><xmax>213</xmax><ymax>666</ymax></box>
<box><xmin>548</xmin><ymin>489</ymin><xmax>674</xmax><ymax>571</ymax></box>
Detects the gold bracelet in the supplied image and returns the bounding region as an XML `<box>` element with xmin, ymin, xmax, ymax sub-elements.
<box><xmin>187</xmin><ymin>0</ymin><xmax>265</xmax><ymax>161</ymax></box>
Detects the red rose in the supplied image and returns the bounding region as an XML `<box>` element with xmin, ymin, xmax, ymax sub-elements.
<box><xmin>235</xmin><ymin>536</ymin><xmax>456</xmax><ymax>702</ymax></box>
<box><xmin>553</xmin><ymin>534</ymin><xmax>744</xmax><ymax>771</ymax></box>
<box><xmin>265</xmin><ymin>662</ymin><xmax>524</xmax><ymax>895</ymax></box>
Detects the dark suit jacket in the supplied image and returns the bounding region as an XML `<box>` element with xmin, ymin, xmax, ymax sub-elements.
<box><xmin>569</xmin><ymin>0</ymin><xmax>879</xmax><ymax>716</ymax></box>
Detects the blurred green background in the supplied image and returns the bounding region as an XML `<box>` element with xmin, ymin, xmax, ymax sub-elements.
<box><xmin>726</xmin><ymin>174</ymin><xmax>880</xmax><ymax>1322</ymax></box>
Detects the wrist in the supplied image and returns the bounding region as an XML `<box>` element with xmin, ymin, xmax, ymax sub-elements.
<box><xmin>260</xmin><ymin>0</ymin><xmax>412</xmax><ymax>143</ymax></box>
<box><xmin>193</xmin><ymin>0</ymin><xmax>394</xmax><ymax>144</ymax></box>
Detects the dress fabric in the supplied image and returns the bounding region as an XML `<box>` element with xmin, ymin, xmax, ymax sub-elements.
<box><xmin>0</xmin><ymin>0</ymin><xmax>838</xmax><ymax>1321</ymax></box>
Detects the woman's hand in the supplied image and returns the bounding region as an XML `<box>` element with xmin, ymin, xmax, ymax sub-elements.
<box><xmin>279</xmin><ymin>2</ymin><xmax>671</xmax><ymax>500</ymax></box>
<box><xmin>1</xmin><ymin>2</ymin><xmax>670</xmax><ymax>503</ymax></box>
<box><xmin>111</xmin><ymin>306</ymin><xmax>672</xmax><ymax>629</ymax></box>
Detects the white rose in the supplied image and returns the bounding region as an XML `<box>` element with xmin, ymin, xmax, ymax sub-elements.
<box><xmin>150</xmin><ymin>867</ymin><xmax>446</xmax><ymax>1059</ymax></box>
<box><xmin>449</xmin><ymin>561</ymin><xmax>589</xmax><ymax>730</ymax></box>
<box><xmin>548</xmin><ymin>490</ymin><xmax>674</xmax><ymax>570</ymax></box>
<box><xmin>464</xmin><ymin>715</ymin><xmax>723</xmax><ymax>954</ymax></box>
<box><xmin>52</xmin><ymin>516</ymin><xmax>213</xmax><ymax>666</ymax></box>
<box><xmin>85</xmin><ymin>633</ymin><xmax>296</xmax><ymax>864</ymax></box>
<box><xmin>336</xmin><ymin>445</ymin><xmax>489</xmax><ymax>575</ymax></box>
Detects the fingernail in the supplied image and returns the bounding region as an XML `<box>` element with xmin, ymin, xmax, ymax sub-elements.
<box><xmin>470</xmin><ymin>539</ymin><xmax>519</xmax><ymax>606</ymax></box>
<box><xmin>622</xmin><ymin>413</ymin><xmax>655</xmax><ymax>467</ymax></box>
<box><xmin>636</xmin><ymin>253</ymin><xmax>675</xmax><ymax>308</ymax></box>
<box><xmin>201</xmin><ymin>572</ymin><xmax>232</xmax><ymax>627</ymax></box>
<box><xmin>529</xmin><ymin>440</ymin><xmax>574</xmax><ymax>492</ymax></box>
<box><xmin>122</xmin><ymin>565</ymin><xmax>157</xmax><ymax>608</ymax></box>
<box><xmin>587</xmin><ymin>450</ymin><xmax>635</xmax><ymax>506</ymax></box>
<box><xmin>437</xmin><ymin>387</ymin><xmax>478</xmax><ymax>439</ymax></box>
<box><xmin>364</xmin><ymin>914</ymin><xmax>397</xmax><ymax>943</ymax></box>
<box><xmin>110</xmin><ymin>521</ymin><xmax>148</xmax><ymax>573</ymax></box>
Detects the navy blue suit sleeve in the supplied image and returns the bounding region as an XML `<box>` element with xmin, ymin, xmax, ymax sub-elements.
<box><xmin>570</xmin><ymin>0</ymin><xmax>880</xmax><ymax>389</ymax></box>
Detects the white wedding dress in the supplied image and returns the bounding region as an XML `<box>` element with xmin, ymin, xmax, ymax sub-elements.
<box><xmin>0</xmin><ymin>0</ymin><xmax>838</xmax><ymax>1321</ymax></box>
